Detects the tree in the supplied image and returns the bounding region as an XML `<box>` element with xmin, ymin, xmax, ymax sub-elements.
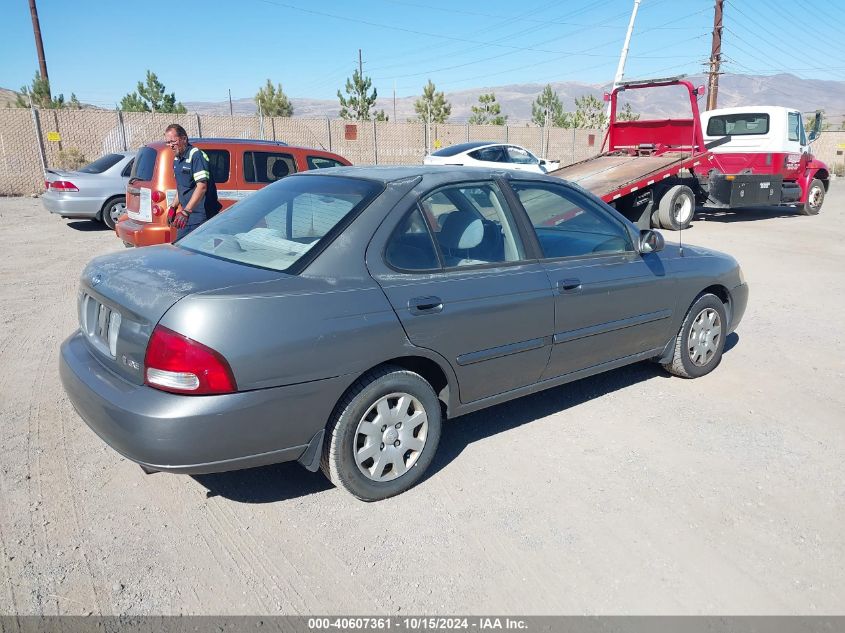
<box><xmin>572</xmin><ymin>94</ymin><xmax>607</xmax><ymax>128</ymax></box>
<box><xmin>255</xmin><ymin>79</ymin><xmax>293</xmax><ymax>117</ymax></box>
<box><xmin>15</xmin><ymin>72</ymin><xmax>65</xmax><ymax>109</ymax></box>
<box><xmin>338</xmin><ymin>69</ymin><xmax>386</xmax><ymax>121</ymax></box>
<box><xmin>531</xmin><ymin>85</ymin><xmax>569</xmax><ymax>128</ymax></box>
<box><xmin>68</xmin><ymin>93</ymin><xmax>82</xmax><ymax>110</ymax></box>
<box><xmin>414</xmin><ymin>80</ymin><xmax>451</xmax><ymax>124</ymax></box>
<box><xmin>616</xmin><ymin>102</ymin><xmax>640</xmax><ymax>122</ymax></box>
<box><xmin>468</xmin><ymin>93</ymin><xmax>507</xmax><ymax>125</ymax></box>
<box><xmin>120</xmin><ymin>70</ymin><xmax>186</xmax><ymax>113</ymax></box>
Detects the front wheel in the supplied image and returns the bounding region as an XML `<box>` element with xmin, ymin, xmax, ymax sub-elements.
<box><xmin>663</xmin><ymin>293</ymin><xmax>727</xmax><ymax>378</ymax></box>
<box><xmin>800</xmin><ymin>178</ymin><xmax>824</xmax><ymax>215</ymax></box>
<box><xmin>657</xmin><ymin>184</ymin><xmax>695</xmax><ymax>230</ymax></box>
<box><xmin>321</xmin><ymin>366</ymin><xmax>442</xmax><ymax>501</ymax></box>
<box><xmin>100</xmin><ymin>196</ymin><xmax>126</xmax><ymax>230</ymax></box>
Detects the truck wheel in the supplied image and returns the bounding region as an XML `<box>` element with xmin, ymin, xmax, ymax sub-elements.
<box><xmin>800</xmin><ymin>179</ymin><xmax>824</xmax><ymax>216</ymax></box>
<box><xmin>321</xmin><ymin>365</ymin><xmax>442</xmax><ymax>501</ymax></box>
<box><xmin>657</xmin><ymin>185</ymin><xmax>695</xmax><ymax>230</ymax></box>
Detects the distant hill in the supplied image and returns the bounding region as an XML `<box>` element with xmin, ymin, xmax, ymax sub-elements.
<box><xmin>182</xmin><ymin>73</ymin><xmax>845</xmax><ymax>127</ymax></box>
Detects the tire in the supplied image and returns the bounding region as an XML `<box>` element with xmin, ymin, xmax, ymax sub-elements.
<box><xmin>657</xmin><ymin>184</ymin><xmax>695</xmax><ymax>230</ymax></box>
<box><xmin>800</xmin><ymin>178</ymin><xmax>824</xmax><ymax>216</ymax></box>
<box><xmin>663</xmin><ymin>293</ymin><xmax>727</xmax><ymax>379</ymax></box>
<box><xmin>321</xmin><ymin>365</ymin><xmax>442</xmax><ymax>501</ymax></box>
<box><xmin>100</xmin><ymin>196</ymin><xmax>126</xmax><ymax>230</ymax></box>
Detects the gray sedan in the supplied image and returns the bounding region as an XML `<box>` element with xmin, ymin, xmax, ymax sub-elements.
<box><xmin>42</xmin><ymin>151</ymin><xmax>135</xmax><ymax>229</ymax></box>
<box><xmin>60</xmin><ymin>166</ymin><xmax>748</xmax><ymax>501</ymax></box>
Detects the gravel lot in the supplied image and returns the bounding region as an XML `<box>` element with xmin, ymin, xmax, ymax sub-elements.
<box><xmin>1</xmin><ymin>188</ymin><xmax>843</xmax><ymax>616</ymax></box>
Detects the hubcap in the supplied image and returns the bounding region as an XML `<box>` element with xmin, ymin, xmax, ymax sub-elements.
<box><xmin>353</xmin><ymin>392</ymin><xmax>428</xmax><ymax>482</ymax></box>
<box><xmin>687</xmin><ymin>308</ymin><xmax>722</xmax><ymax>366</ymax></box>
<box><xmin>673</xmin><ymin>195</ymin><xmax>693</xmax><ymax>224</ymax></box>
<box><xmin>809</xmin><ymin>186</ymin><xmax>823</xmax><ymax>209</ymax></box>
<box><xmin>110</xmin><ymin>201</ymin><xmax>126</xmax><ymax>222</ymax></box>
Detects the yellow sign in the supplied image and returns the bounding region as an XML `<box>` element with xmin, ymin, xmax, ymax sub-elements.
<box><xmin>433</xmin><ymin>139</ymin><xmax>442</xmax><ymax>149</ymax></box>
<box><xmin>46</xmin><ymin>131</ymin><xmax>61</xmax><ymax>142</ymax></box>
<box><xmin>837</xmin><ymin>143</ymin><xmax>845</xmax><ymax>149</ymax></box>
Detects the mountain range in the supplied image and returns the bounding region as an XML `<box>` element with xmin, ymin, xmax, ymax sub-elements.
<box><xmin>181</xmin><ymin>73</ymin><xmax>845</xmax><ymax>126</ymax></box>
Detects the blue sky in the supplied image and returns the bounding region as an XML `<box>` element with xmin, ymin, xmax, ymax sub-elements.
<box><xmin>2</xmin><ymin>0</ymin><xmax>845</xmax><ymax>107</ymax></box>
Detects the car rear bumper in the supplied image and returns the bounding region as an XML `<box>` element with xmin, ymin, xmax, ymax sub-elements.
<box><xmin>60</xmin><ymin>331</ymin><xmax>346</xmax><ymax>474</ymax></box>
<box><xmin>42</xmin><ymin>191</ymin><xmax>102</xmax><ymax>217</ymax></box>
<box><xmin>115</xmin><ymin>217</ymin><xmax>175</xmax><ymax>247</ymax></box>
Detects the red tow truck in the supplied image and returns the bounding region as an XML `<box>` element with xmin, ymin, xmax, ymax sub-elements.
<box><xmin>549</xmin><ymin>76</ymin><xmax>830</xmax><ymax>230</ymax></box>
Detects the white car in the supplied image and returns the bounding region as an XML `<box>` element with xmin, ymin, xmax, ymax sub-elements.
<box><xmin>423</xmin><ymin>142</ymin><xmax>560</xmax><ymax>174</ymax></box>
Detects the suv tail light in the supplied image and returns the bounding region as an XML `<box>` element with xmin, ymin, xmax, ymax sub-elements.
<box><xmin>51</xmin><ymin>180</ymin><xmax>79</xmax><ymax>192</ymax></box>
<box><xmin>151</xmin><ymin>190</ymin><xmax>166</xmax><ymax>203</ymax></box>
<box><xmin>144</xmin><ymin>325</ymin><xmax>237</xmax><ymax>395</ymax></box>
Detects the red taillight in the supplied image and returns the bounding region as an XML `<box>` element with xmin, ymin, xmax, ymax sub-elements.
<box><xmin>44</xmin><ymin>180</ymin><xmax>50</xmax><ymax>189</ymax></box>
<box><xmin>144</xmin><ymin>325</ymin><xmax>237</xmax><ymax>395</ymax></box>
<box><xmin>153</xmin><ymin>204</ymin><xmax>164</xmax><ymax>216</ymax></box>
<box><xmin>151</xmin><ymin>190</ymin><xmax>166</xmax><ymax>203</ymax></box>
<box><xmin>51</xmin><ymin>180</ymin><xmax>79</xmax><ymax>192</ymax></box>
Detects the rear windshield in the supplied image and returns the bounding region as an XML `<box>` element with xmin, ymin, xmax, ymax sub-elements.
<box><xmin>706</xmin><ymin>113</ymin><xmax>769</xmax><ymax>136</ymax></box>
<box><xmin>178</xmin><ymin>174</ymin><xmax>383</xmax><ymax>272</ymax></box>
<box><xmin>130</xmin><ymin>147</ymin><xmax>158</xmax><ymax>181</ymax></box>
<box><xmin>78</xmin><ymin>153</ymin><xmax>124</xmax><ymax>174</ymax></box>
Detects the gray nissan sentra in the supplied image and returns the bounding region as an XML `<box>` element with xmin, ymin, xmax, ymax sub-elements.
<box><xmin>60</xmin><ymin>166</ymin><xmax>748</xmax><ymax>501</ymax></box>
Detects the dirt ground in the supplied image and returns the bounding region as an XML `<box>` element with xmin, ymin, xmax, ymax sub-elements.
<box><xmin>0</xmin><ymin>187</ymin><xmax>843</xmax><ymax>616</ymax></box>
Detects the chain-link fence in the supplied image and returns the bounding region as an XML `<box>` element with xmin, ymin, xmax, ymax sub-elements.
<box><xmin>3</xmin><ymin>107</ymin><xmax>843</xmax><ymax>196</ymax></box>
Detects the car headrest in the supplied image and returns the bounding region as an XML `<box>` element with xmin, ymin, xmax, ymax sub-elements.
<box><xmin>272</xmin><ymin>161</ymin><xmax>290</xmax><ymax>178</ymax></box>
<box><xmin>439</xmin><ymin>210</ymin><xmax>484</xmax><ymax>250</ymax></box>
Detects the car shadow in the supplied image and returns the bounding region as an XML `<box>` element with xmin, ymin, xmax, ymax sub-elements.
<box><xmin>693</xmin><ymin>205</ymin><xmax>804</xmax><ymax>224</ymax></box>
<box><xmin>65</xmin><ymin>219</ymin><xmax>110</xmax><ymax>232</ymax></box>
<box><xmin>191</xmin><ymin>333</ymin><xmax>739</xmax><ymax>504</ymax></box>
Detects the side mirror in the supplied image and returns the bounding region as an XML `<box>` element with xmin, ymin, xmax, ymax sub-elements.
<box><xmin>808</xmin><ymin>111</ymin><xmax>823</xmax><ymax>142</ymax></box>
<box><xmin>639</xmin><ymin>229</ymin><xmax>665</xmax><ymax>254</ymax></box>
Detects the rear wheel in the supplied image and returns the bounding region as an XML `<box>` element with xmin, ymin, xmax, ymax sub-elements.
<box><xmin>663</xmin><ymin>293</ymin><xmax>727</xmax><ymax>378</ymax></box>
<box><xmin>100</xmin><ymin>196</ymin><xmax>126</xmax><ymax>230</ymax></box>
<box><xmin>321</xmin><ymin>365</ymin><xmax>442</xmax><ymax>501</ymax></box>
<box><xmin>657</xmin><ymin>184</ymin><xmax>695</xmax><ymax>230</ymax></box>
<box><xmin>800</xmin><ymin>178</ymin><xmax>824</xmax><ymax>215</ymax></box>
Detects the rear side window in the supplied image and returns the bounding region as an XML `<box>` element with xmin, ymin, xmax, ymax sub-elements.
<box><xmin>385</xmin><ymin>208</ymin><xmax>440</xmax><ymax>271</ymax></box>
<box><xmin>706</xmin><ymin>113</ymin><xmax>769</xmax><ymax>136</ymax></box>
<box><xmin>204</xmin><ymin>149</ymin><xmax>231</xmax><ymax>183</ymax></box>
<box><xmin>243</xmin><ymin>151</ymin><xmax>296</xmax><ymax>183</ymax></box>
<box><xmin>469</xmin><ymin>146</ymin><xmax>508</xmax><ymax>162</ymax></box>
<box><xmin>79</xmin><ymin>153</ymin><xmax>124</xmax><ymax>174</ymax></box>
<box><xmin>130</xmin><ymin>147</ymin><xmax>158</xmax><ymax>181</ymax></box>
<box><xmin>307</xmin><ymin>155</ymin><xmax>346</xmax><ymax>170</ymax></box>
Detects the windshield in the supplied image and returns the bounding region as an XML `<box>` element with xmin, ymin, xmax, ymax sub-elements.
<box><xmin>178</xmin><ymin>174</ymin><xmax>383</xmax><ymax>272</ymax></box>
<box><xmin>78</xmin><ymin>153</ymin><xmax>124</xmax><ymax>174</ymax></box>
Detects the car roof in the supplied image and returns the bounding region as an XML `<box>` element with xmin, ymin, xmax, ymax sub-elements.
<box><xmin>296</xmin><ymin>164</ymin><xmax>556</xmax><ymax>185</ymax></box>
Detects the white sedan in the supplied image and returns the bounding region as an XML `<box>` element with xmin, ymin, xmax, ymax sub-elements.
<box><xmin>423</xmin><ymin>142</ymin><xmax>560</xmax><ymax>174</ymax></box>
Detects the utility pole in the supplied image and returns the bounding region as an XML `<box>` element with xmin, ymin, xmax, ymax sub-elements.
<box><xmin>606</xmin><ymin>0</ymin><xmax>641</xmax><ymax>122</ymax></box>
<box><xmin>358</xmin><ymin>49</ymin><xmax>363</xmax><ymax>78</ymax></box>
<box><xmin>393</xmin><ymin>81</ymin><xmax>396</xmax><ymax>123</ymax></box>
<box><xmin>706</xmin><ymin>0</ymin><xmax>724</xmax><ymax>111</ymax></box>
<box><xmin>28</xmin><ymin>0</ymin><xmax>50</xmax><ymax>100</ymax></box>
<box><xmin>228</xmin><ymin>88</ymin><xmax>233</xmax><ymax>116</ymax></box>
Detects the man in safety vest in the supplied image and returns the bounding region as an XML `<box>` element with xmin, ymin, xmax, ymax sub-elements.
<box><xmin>163</xmin><ymin>123</ymin><xmax>221</xmax><ymax>238</ymax></box>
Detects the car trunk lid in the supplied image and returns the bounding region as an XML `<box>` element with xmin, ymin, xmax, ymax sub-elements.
<box><xmin>77</xmin><ymin>246</ymin><xmax>286</xmax><ymax>385</ymax></box>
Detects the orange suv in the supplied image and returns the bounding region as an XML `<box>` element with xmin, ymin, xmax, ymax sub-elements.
<box><xmin>116</xmin><ymin>138</ymin><xmax>351</xmax><ymax>247</ymax></box>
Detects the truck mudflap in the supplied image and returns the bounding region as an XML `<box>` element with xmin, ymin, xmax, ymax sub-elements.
<box><xmin>706</xmin><ymin>173</ymin><xmax>782</xmax><ymax>208</ymax></box>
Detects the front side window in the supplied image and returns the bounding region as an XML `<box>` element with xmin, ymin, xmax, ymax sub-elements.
<box><xmin>512</xmin><ymin>183</ymin><xmax>632</xmax><ymax>258</ymax></box>
<box><xmin>506</xmin><ymin>146</ymin><xmax>538</xmax><ymax>164</ymax></box>
<box><xmin>243</xmin><ymin>151</ymin><xmax>296</xmax><ymax>183</ymax></box>
<box><xmin>706</xmin><ymin>113</ymin><xmax>769</xmax><ymax>136</ymax></box>
<box><xmin>178</xmin><ymin>175</ymin><xmax>382</xmax><ymax>272</ymax></box>
<box><xmin>419</xmin><ymin>182</ymin><xmax>525</xmax><ymax>267</ymax></box>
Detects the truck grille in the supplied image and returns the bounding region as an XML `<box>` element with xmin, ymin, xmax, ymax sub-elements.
<box><xmin>80</xmin><ymin>293</ymin><xmax>121</xmax><ymax>358</ymax></box>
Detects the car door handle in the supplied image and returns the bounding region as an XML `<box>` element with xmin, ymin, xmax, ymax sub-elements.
<box><xmin>557</xmin><ymin>278</ymin><xmax>582</xmax><ymax>293</ymax></box>
<box><xmin>409</xmin><ymin>296</ymin><xmax>443</xmax><ymax>315</ymax></box>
